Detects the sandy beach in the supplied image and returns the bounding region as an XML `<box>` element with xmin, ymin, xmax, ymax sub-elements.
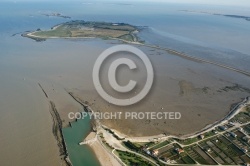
<box><xmin>84</xmin><ymin>132</ymin><xmax>122</xmax><ymax>166</ymax></box>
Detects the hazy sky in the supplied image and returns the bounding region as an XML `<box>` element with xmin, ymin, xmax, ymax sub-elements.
<box><xmin>170</xmin><ymin>0</ymin><xmax>248</xmax><ymax>6</ymax></box>
<box><xmin>8</xmin><ymin>0</ymin><xmax>250</xmax><ymax>7</ymax></box>
<box><xmin>132</xmin><ymin>0</ymin><xmax>250</xmax><ymax>7</ymax></box>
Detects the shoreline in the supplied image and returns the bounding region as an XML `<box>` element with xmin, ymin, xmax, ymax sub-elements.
<box><xmin>67</xmin><ymin>92</ymin><xmax>250</xmax><ymax>140</ymax></box>
<box><xmin>85</xmin><ymin>132</ymin><xmax>122</xmax><ymax>166</ymax></box>
<box><xmin>22</xmin><ymin>20</ymin><xmax>140</xmax><ymax>43</ymax></box>
<box><xmin>67</xmin><ymin>91</ymin><xmax>250</xmax><ymax>165</ymax></box>
<box><xmin>22</xmin><ymin>30</ymin><xmax>250</xmax><ymax>78</ymax></box>
<box><xmin>67</xmin><ymin>92</ymin><xmax>122</xmax><ymax>165</ymax></box>
<box><xmin>105</xmin><ymin>96</ymin><xmax>250</xmax><ymax>141</ymax></box>
<box><xmin>30</xmin><ymin>22</ymin><xmax>250</xmax><ymax>165</ymax></box>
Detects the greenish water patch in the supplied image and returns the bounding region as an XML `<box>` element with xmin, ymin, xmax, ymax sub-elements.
<box><xmin>62</xmin><ymin>117</ymin><xmax>100</xmax><ymax>166</ymax></box>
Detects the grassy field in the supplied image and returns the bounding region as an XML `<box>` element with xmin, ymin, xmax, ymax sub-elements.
<box><xmin>29</xmin><ymin>20</ymin><xmax>139</xmax><ymax>42</ymax></box>
<box><xmin>149</xmin><ymin>140</ymin><xmax>170</xmax><ymax>151</ymax></box>
<box><xmin>174</xmin><ymin>137</ymin><xmax>199</xmax><ymax>145</ymax></box>
<box><xmin>116</xmin><ymin>150</ymin><xmax>155</xmax><ymax>166</ymax></box>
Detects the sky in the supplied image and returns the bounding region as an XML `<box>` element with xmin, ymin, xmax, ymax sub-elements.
<box><xmin>6</xmin><ymin>0</ymin><xmax>250</xmax><ymax>7</ymax></box>
<box><xmin>131</xmin><ymin>0</ymin><xmax>250</xmax><ymax>7</ymax></box>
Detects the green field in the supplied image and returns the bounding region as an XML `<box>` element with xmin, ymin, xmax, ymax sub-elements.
<box><xmin>25</xmin><ymin>20</ymin><xmax>139</xmax><ymax>42</ymax></box>
<box><xmin>116</xmin><ymin>150</ymin><xmax>155</xmax><ymax>166</ymax></box>
<box><xmin>150</xmin><ymin>140</ymin><xmax>171</xmax><ymax>150</ymax></box>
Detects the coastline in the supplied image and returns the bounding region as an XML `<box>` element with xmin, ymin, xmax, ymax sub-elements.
<box><xmin>67</xmin><ymin>90</ymin><xmax>250</xmax><ymax>140</ymax></box>
<box><xmin>3</xmin><ymin>2</ymin><xmax>250</xmax><ymax>165</ymax></box>
<box><xmin>22</xmin><ymin>20</ymin><xmax>139</xmax><ymax>43</ymax></box>
<box><xmin>22</xmin><ymin>30</ymin><xmax>250</xmax><ymax>78</ymax></box>
<box><xmin>105</xmin><ymin>96</ymin><xmax>250</xmax><ymax>140</ymax></box>
<box><xmin>85</xmin><ymin>132</ymin><xmax>122</xmax><ymax>166</ymax></box>
<box><xmin>28</xmin><ymin>21</ymin><xmax>250</xmax><ymax>165</ymax></box>
<box><xmin>68</xmin><ymin>90</ymin><xmax>250</xmax><ymax>165</ymax></box>
<box><xmin>22</xmin><ymin>31</ymin><xmax>96</xmax><ymax>42</ymax></box>
<box><xmin>67</xmin><ymin>92</ymin><xmax>122</xmax><ymax>165</ymax></box>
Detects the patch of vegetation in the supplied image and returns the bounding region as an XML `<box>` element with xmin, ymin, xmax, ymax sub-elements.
<box><xmin>231</xmin><ymin>112</ymin><xmax>250</xmax><ymax>123</ymax></box>
<box><xmin>144</xmin><ymin>142</ymin><xmax>157</xmax><ymax>148</ymax></box>
<box><xmin>180</xmin><ymin>153</ymin><xmax>196</xmax><ymax>164</ymax></box>
<box><xmin>104</xmin><ymin>128</ymin><xmax>125</xmax><ymax>140</ymax></box>
<box><xmin>204</xmin><ymin>131</ymin><xmax>217</xmax><ymax>138</ymax></box>
<box><xmin>99</xmin><ymin>133</ymin><xmax>114</xmax><ymax>151</ymax></box>
<box><xmin>174</xmin><ymin>137</ymin><xmax>199</xmax><ymax>145</ymax></box>
<box><xmin>27</xmin><ymin>20</ymin><xmax>140</xmax><ymax>42</ymax></box>
<box><xmin>116</xmin><ymin>150</ymin><xmax>155</xmax><ymax>166</ymax></box>
<box><xmin>214</xmin><ymin>136</ymin><xmax>243</xmax><ymax>162</ymax></box>
<box><xmin>34</xmin><ymin>26</ymin><xmax>72</xmax><ymax>37</ymax></box>
<box><xmin>123</xmin><ymin>141</ymin><xmax>141</xmax><ymax>152</ymax></box>
<box><xmin>132</xmin><ymin>142</ymin><xmax>147</xmax><ymax>148</ymax></box>
<box><xmin>119</xmin><ymin>34</ymin><xmax>134</xmax><ymax>42</ymax></box>
<box><xmin>150</xmin><ymin>140</ymin><xmax>170</xmax><ymax>150</ymax></box>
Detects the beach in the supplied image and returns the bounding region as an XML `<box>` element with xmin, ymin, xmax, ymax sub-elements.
<box><xmin>84</xmin><ymin>132</ymin><xmax>122</xmax><ymax>166</ymax></box>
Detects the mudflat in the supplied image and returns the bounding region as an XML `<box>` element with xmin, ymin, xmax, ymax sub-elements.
<box><xmin>23</xmin><ymin>38</ymin><xmax>249</xmax><ymax>137</ymax></box>
<box><xmin>69</xmin><ymin>44</ymin><xmax>250</xmax><ymax>137</ymax></box>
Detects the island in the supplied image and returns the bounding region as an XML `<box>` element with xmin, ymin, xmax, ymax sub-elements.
<box><xmin>180</xmin><ymin>10</ymin><xmax>250</xmax><ymax>22</ymax></box>
<box><xmin>22</xmin><ymin>20</ymin><xmax>140</xmax><ymax>42</ymax></box>
<box><xmin>41</xmin><ymin>12</ymin><xmax>71</xmax><ymax>19</ymax></box>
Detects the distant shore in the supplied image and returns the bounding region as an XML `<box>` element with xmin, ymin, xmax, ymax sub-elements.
<box><xmin>22</xmin><ymin>21</ymin><xmax>250</xmax><ymax>78</ymax></box>
<box><xmin>22</xmin><ymin>20</ymin><xmax>140</xmax><ymax>43</ymax></box>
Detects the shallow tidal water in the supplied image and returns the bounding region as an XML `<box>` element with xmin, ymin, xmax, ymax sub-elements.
<box><xmin>62</xmin><ymin>117</ymin><xmax>100</xmax><ymax>166</ymax></box>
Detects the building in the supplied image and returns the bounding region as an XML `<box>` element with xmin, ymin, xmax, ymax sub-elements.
<box><xmin>243</xmin><ymin>136</ymin><xmax>250</xmax><ymax>143</ymax></box>
<box><xmin>219</xmin><ymin>126</ymin><xmax>228</xmax><ymax>131</ymax></box>
<box><xmin>199</xmin><ymin>134</ymin><xmax>205</xmax><ymax>139</ymax></box>
<box><xmin>230</xmin><ymin>132</ymin><xmax>237</xmax><ymax>138</ymax></box>
<box><xmin>146</xmin><ymin>150</ymin><xmax>151</xmax><ymax>155</ymax></box>
<box><xmin>152</xmin><ymin>150</ymin><xmax>159</xmax><ymax>157</ymax></box>
<box><xmin>241</xmin><ymin>148</ymin><xmax>248</xmax><ymax>153</ymax></box>
<box><xmin>205</xmin><ymin>147</ymin><xmax>211</xmax><ymax>152</ymax></box>
<box><xmin>142</xmin><ymin>147</ymin><xmax>151</xmax><ymax>155</ymax></box>
<box><xmin>175</xmin><ymin>148</ymin><xmax>184</xmax><ymax>154</ymax></box>
<box><xmin>212</xmin><ymin>130</ymin><xmax>218</xmax><ymax>134</ymax></box>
